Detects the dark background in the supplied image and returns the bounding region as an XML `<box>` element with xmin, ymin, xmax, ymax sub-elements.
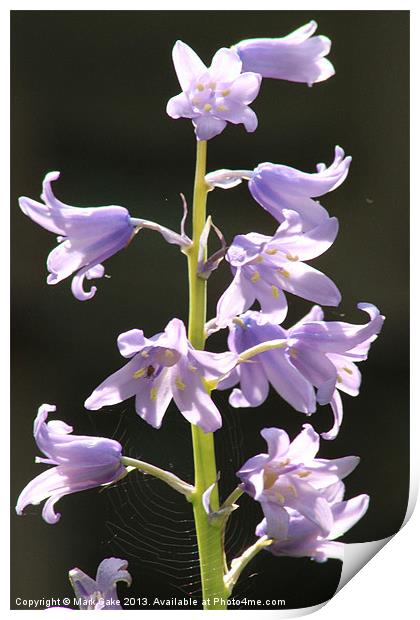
<box><xmin>11</xmin><ymin>10</ymin><xmax>409</xmax><ymax>610</ymax></box>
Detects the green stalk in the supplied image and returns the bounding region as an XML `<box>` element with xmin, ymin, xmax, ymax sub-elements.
<box><xmin>187</xmin><ymin>139</ymin><xmax>228</xmax><ymax>609</ymax></box>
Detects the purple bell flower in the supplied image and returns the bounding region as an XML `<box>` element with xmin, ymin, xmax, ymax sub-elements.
<box><xmin>286</xmin><ymin>302</ymin><xmax>385</xmax><ymax>438</ymax></box>
<box><xmin>216</xmin><ymin>210</ymin><xmax>341</xmax><ymax>326</ymax></box>
<box><xmin>85</xmin><ymin>318</ymin><xmax>237</xmax><ymax>433</ymax></box>
<box><xmin>256</xmin><ymin>481</ymin><xmax>370</xmax><ymax>562</ymax></box>
<box><xmin>249</xmin><ymin>146</ymin><xmax>351</xmax><ymax>230</ymax></box>
<box><xmin>18</xmin><ymin>171</ymin><xmax>136</xmax><ymax>301</ymax></box>
<box><xmin>237</xmin><ymin>424</ymin><xmax>360</xmax><ymax>540</ymax></box>
<box><xmin>206</xmin><ymin>146</ymin><xmax>351</xmax><ymax>232</ymax></box>
<box><xmin>69</xmin><ymin>558</ymin><xmax>132</xmax><ymax>610</ymax></box>
<box><xmin>219</xmin><ymin>303</ymin><xmax>384</xmax><ymax>438</ymax></box>
<box><xmin>233</xmin><ymin>21</ymin><xmax>335</xmax><ymax>87</ymax></box>
<box><xmin>16</xmin><ymin>405</ymin><xmax>126</xmax><ymax>524</ymax></box>
<box><xmin>166</xmin><ymin>41</ymin><xmax>262</xmax><ymax>141</ymax></box>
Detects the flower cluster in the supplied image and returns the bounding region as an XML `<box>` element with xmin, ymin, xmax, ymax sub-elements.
<box><xmin>15</xmin><ymin>18</ymin><xmax>385</xmax><ymax>610</ymax></box>
<box><xmin>238</xmin><ymin>425</ymin><xmax>369</xmax><ymax>561</ymax></box>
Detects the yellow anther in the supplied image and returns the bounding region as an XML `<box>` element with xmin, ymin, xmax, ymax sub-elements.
<box><xmin>175</xmin><ymin>376</ymin><xmax>186</xmax><ymax>391</ymax></box>
<box><xmin>289</xmin><ymin>347</ymin><xmax>298</xmax><ymax>359</ymax></box>
<box><xmin>277</xmin><ymin>267</ymin><xmax>290</xmax><ymax>279</ymax></box>
<box><xmin>254</xmin><ymin>255</ymin><xmax>264</xmax><ymax>264</ymax></box>
<box><xmin>251</xmin><ymin>270</ymin><xmax>261</xmax><ymax>283</ymax></box>
<box><xmin>196</xmin><ymin>83</ymin><xmax>205</xmax><ymax>91</ymax></box>
<box><xmin>263</xmin><ymin>470</ymin><xmax>278</xmax><ymax>490</ymax></box>
<box><xmin>286</xmin><ymin>253</ymin><xmax>299</xmax><ymax>262</ymax></box>
<box><xmin>191</xmin><ymin>97</ymin><xmax>200</xmax><ymax>106</ymax></box>
<box><xmin>287</xmin><ymin>484</ymin><xmax>298</xmax><ymax>498</ymax></box>
<box><xmin>221</xmin><ymin>88</ymin><xmax>230</xmax><ymax>96</ymax></box>
<box><xmin>201</xmin><ymin>377</ymin><xmax>219</xmax><ymax>395</ymax></box>
<box><xmin>297</xmin><ymin>470</ymin><xmax>311</xmax><ymax>478</ymax></box>
<box><xmin>343</xmin><ymin>366</ymin><xmax>353</xmax><ymax>375</ymax></box>
<box><xmin>265</xmin><ymin>248</ymin><xmax>278</xmax><ymax>255</ymax></box>
<box><xmin>208</xmin><ymin>81</ymin><xmax>217</xmax><ymax>90</ymax></box>
<box><xmin>271</xmin><ymin>285</ymin><xmax>280</xmax><ymax>299</ymax></box>
<box><xmin>274</xmin><ymin>490</ymin><xmax>285</xmax><ymax>505</ymax></box>
<box><xmin>216</xmin><ymin>105</ymin><xmax>227</xmax><ymax>112</ymax></box>
<box><xmin>133</xmin><ymin>367</ymin><xmax>146</xmax><ymax>379</ymax></box>
<box><xmin>150</xmin><ymin>387</ymin><xmax>158</xmax><ymax>401</ymax></box>
<box><xmin>164</xmin><ymin>350</ymin><xmax>174</xmax><ymax>360</ymax></box>
<box><xmin>203</xmin><ymin>103</ymin><xmax>212</xmax><ymax>112</ymax></box>
<box><xmin>141</xmin><ymin>351</ymin><xmax>149</xmax><ymax>358</ymax></box>
<box><xmin>278</xmin><ymin>458</ymin><xmax>290</xmax><ymax>467</ymax></box>
<box><xmin>337</xmin><ymin>374</ymin><xmax>343</xmax><ymax>383</ymax></box>
<box><xmin>233</xmin><ymin>317</ymin><xmax>247</xmax><ymax>329</ymax></box>
<box><xmin>188</xmin><ymin>364</ymin><xmax>198</xmax><ymax>373</ymax></box>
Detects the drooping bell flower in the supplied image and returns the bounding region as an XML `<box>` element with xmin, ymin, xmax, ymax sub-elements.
<box><xmin>286</xmin><ymin>302</ymin><xmax>385</xmax><ymax>438</ymax></box>
<box><xmin>18</xmin><ymin>172</ymin><xmax>136</xmax><ymax>300</ymax></box>
<box><xmin>237</xmin><ymin>425</ymin><xmax>360</xmax><ymax>541</ymax></box>
<box><xmin>205</xmin><ymin>146</ymin><xmax>351</xmax><ymax>232</ymax></box>
<box><xmin>166</xmin><ymin>41</ymin><xmax>262</xmax><ymax>141</ymax></box>
<box><xmin>216</xmin><ymin>210</ymin><xmax>341</xmax><ymax>326</ymax></box>
<box><xmin>256</xmin><ymin>481</ymin><xmax>369</xmax><ymax>562</ymax></box>
<box><xmin>16</xmin><ymin>405</ymin><xmax>126</xmax><ymax>524</ymax></box>
<box><xmin>232</xmin><ymin>21</ymin><xmax>335</xmax><ymax>86</ymax></box>
<box><xmin>19</xmin><ymin>172</ymin><xmax>191</xmax><ymax>301</ymax></box>
<box><xmin>218</xmin><ymin>303</ymin><xmax>384</xmax><ymax>438</ymax></box>
<box><xmin>69</xmin><ymin>558</ymin><xmax>132</xmax><ymax>610</ymax></box>
<box><xmin>85</xmin><ymin>318</ymin><xmax>237</xmax><ymax>433</ymax></box>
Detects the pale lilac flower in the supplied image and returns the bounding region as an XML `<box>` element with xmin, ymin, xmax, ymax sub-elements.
<box><xmin>237</xmin><ymin>425</ymin><xmax>360</xmax><ymax>540</ymax></box>
<box><xmin>256</xmin><ymin>482</ymin><xmax>369</xmax><ymax>562</ymax></box>
<box><xmin>166</xmin><ymin>41</ymin><xmax>262</xmax><ymax>140</ymax></box>
<box><xmin>85</xmin><ymin>318</ymin><xmax>237</xmax><ymax>433</ymax></box>
<box><xmin>69</xmin><ymin>558</ymin><xmax>131</xmax><ymax>610</ymax></box>
<box><xmin>233</xmin><ymin>21</ymin><xmax>335</xmax><ymax>86</ymax></box>
<box><xmin>219</xmin><ymin>303</ymin><xmax>384</xmax><ymax>438</ymax></box>
<box><xmin>216</xmin><ymin>210</ymin><xmax>340</xmax><ymax>326</ymax></box>
<box><xmin>205</xmin><ymin>146</ymin><xmax>351</xmax><ymax>232</ymax></box>
<box><xmin>16</xmin><ymin>405</ymin><xmax>126</xmax><ymax>524</ymax></box>
<box><xmin>286</xmin><ymin>303</ymin><xmax>385</xmax><ymax>438</ymax></box>
<box><xmin>18</xmin><ymin>172</ymin><xmax>136</xmax><ymax>300</ymax></box>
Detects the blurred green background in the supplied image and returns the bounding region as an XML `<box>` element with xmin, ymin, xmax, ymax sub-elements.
<box><xmin>11</xmin><ymin>10</ymin><xmax>409</xmax><ymax>610</ymax></box>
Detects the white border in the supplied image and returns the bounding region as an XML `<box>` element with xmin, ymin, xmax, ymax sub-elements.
<box><xmin>4</xmin><ymin>2</ymin><xmax>416</xmax><ymax>618</ymax></box>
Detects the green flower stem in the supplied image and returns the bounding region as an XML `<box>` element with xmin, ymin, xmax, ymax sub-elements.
<box><xmin>224</xmin><ymin>536</ymin><xmax>273</xmax><ymax>594</ymax></box>
<box><xmin>121</xmin><ymin>456</ymin><xmax>193</xmax><ymax>498</ymax></box>
<box><xmin>221</xmin><ymin>486</ymin><xmax>244</xmax><ymax>510</ymax></box>
<box><xmin>187</xmin><ymin>139</ymin><xmax>229</xmax><ymax>609</ymax></box>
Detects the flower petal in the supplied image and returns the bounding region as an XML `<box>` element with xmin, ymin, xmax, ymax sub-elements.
<box><xmin>275</xmin><ymin>259</ymin><xmax>341</xmax><ymax>307</ymax></box>
<box><xmin>84</xmin><ymin>356</ymin><xmax>141</xmax><ymax>410</ymax></box>
<box><xmin>95</xmin><ymin>558</ymin><xmax>132</xmax><ymax>598</ymax></box>
<box><xmin>216</xmin><ymin>270</ymin><xmax>255</xmax><ymax>326</ymax></box>
<box><xmin>166</xmin><ymin>92</ymin><xmax>197</xmax><ymax>119</ymax></box>
<box><xmin>227</xmin><ymin>71</ymin><xmax>262</xmax><ymax>104</ymax></box>
<box><xmin>193</xmin><ymin>116</ymin><xmax>227</xmax><ymax>141</ymax></box>
<box><xmin>321</xmin><ymin>390</ymin><xmax>344</xmax><ymax>440</ymax></box>
<box><xmin>172</xmin><ymin>40</ymin><xmax>207</xmax><ymax>91</ymax></box>
<box><xmin>209</xmin><ymin>47</ymin><xmax>242</xmax><ymax>82</ymax></box>
<box><xmin>117</xmin><ymin>329</ymin><xmax>148</xmax><ymax>358</ymax></box>
<box><xmin>229</xmin><ymin>360</ymin><xmax>269</xmax><ymax>408</ymax></box>
<box><xmin>260</xmin><ymin>348</ymin><xmax>317</xmax><ymax>413</ymax></box>
<box><xmin>287</xmin><ymin>423</ymin><xmax>319</xmax><ymax>462</ymax></box>
<box><xmin>134</xmin><ymin>368</ymin><xmax>173</xmax><ymax>429</ymax></box>
<box><xmin>329</xmin><ymin>494</ymin><xmax>370</xmax><ymax>540</ymax></box>
<box><xmin>171</xmin><ymin>360</ymin><xmax>222</xmax><ymax>432</ymax></box>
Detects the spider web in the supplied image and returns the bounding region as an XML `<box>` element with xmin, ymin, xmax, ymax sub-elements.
<box><xmin>98</xmin><ymin>403</ymin><xmax>259</xmax><ymax>606</ymax></box>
